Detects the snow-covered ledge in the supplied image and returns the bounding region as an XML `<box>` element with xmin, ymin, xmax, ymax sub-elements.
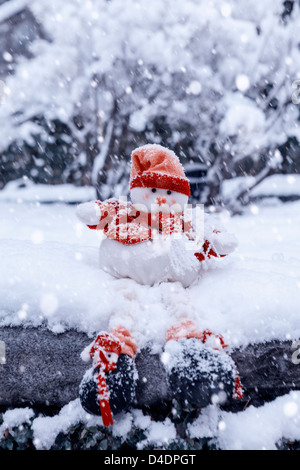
<box><xmin>1</xmin><ymin>325</ymin><xmax>299</xmax><ymax>412</ymax></box>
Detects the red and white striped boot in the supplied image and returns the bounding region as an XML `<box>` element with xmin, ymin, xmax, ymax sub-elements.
<box><xmin>79</xmin><ymin>326</ymin><xmax>138</xmax><ymax>426</ymax></box>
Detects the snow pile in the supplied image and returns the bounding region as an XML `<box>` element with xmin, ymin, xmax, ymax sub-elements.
<box><xmin>0</xmin><ymin>407</ymin><xmax>34</xmax><ymax>436</ymax></box>
<box><xmin>0</xmin><ymin>180</ymin><xmax>96</xmax><ymax>204</ymax></box>
<box><xmin>187</xmin><ymin>391</ymin><xmax>300</xmax><ymax>450</ymax></box>
<box><xmin>188</xmin><ymin>405</ymin><xmax>220</xmax><ymax>439</ymax></box>
<box><xmin>12</xmin><ymin>398</ymin><xmax>177</xmax><ymax>450</ymax></box>
<box><xmin>3</xmin><ymin>391</ymin><xmax>300</xmax><ymax>450</ymax></box>
<box><xmin>136</xmin><ymin>417</ymin><xmax>177</xmax><ymax>450</ymax></box>
<box><xmin>218</xmin><ymin>391</ymin><xmax>300</xmax><ymax>450</ymax></box>
<box><xmin>32</xmin><ymin>401</ymin><xmax>177</xmax><ymax>450</ymax></box>
<box><xmin>31</xmin><ymin>399</ymin><xmax>98</xmax><ymax>450</ymax></box>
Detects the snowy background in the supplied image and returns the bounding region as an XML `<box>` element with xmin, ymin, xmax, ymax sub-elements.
<box><xmin>0</xmin><ymin>0</ymin><xmax>300</xmax><ymax>451</ymax></box>
<box><xmin>1</xmin><ymin>0</ymin><xmax>300</xmax><ymax>207</ymax></box>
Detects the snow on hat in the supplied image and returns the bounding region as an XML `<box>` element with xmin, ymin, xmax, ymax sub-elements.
<box><xmin>129</xmin><ymin>144</ymin><xmax>190</xmax><ymax>197</ymax></box>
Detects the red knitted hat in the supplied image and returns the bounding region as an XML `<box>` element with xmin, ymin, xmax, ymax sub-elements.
<box><xmin>129</xmin><ymin>144</ymin><xmax>190</xmax><ymax>197</ymax></box>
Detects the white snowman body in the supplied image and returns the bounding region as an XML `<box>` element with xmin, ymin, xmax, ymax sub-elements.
<box><xmin>77</xmin><ymin>185</ymin><xmax>238</xmax><ymax>288</ymax></box>
<box><xmin>77</xmin><ymin>186</ymin><xmax>208</xmax><ymax>287</ymax></box>
<box><xmin>102</xmin><ymin>191</ymin><xmax>199</xmax><ymax>287</ymax></box>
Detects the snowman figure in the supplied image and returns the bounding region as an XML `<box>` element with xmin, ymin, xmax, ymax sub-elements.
<box><xmin>77</xmin><ymin>144</ymin><xmax>242</xmax><ymax>426</ymax></box>
<box><xmin>76</xmin><ymin>144</ymin><xmax>238</xmax><ymax>287</ymax></box>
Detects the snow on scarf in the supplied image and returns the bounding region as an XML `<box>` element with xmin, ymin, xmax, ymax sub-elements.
<box><xmin>86</xmin><ymin>199</ymin><xmax>225</xmax><ymax>261</ymax></box>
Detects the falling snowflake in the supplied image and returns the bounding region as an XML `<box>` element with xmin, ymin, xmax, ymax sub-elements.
<box><xmin>235</xmin><ymin>74</ymin><xmax>250</xmax><ymax>92</ymax></box>
<box><xmin>186</xmin><ymin>80</ymin><xmax>202</xmax><ymax>95</ymax></box>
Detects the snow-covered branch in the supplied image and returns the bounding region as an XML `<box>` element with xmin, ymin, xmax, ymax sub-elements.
<box><xmin>225</xmin><ymin>149</ymin><xmax>283</xmax><ymax>211</ymax></box>
<box><xmin>0</xmin><ymin>0</ymin><xmax>31</xmax><ymax>24</ymax></box>
<box><xmin>91</xmin><ymin>119</ymin><xmax>114</xmax><ymax>186</ymax></box>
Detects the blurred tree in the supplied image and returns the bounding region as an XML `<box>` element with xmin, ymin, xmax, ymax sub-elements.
<box><xmin>0</xmin><ymin>0</ymin><xmax>299</xmax><ymax>209</ymax></box>
<box><xmin>0</xmin><ymin>0</ymin><xmax>48</xmax><ymax>78</ymax></box>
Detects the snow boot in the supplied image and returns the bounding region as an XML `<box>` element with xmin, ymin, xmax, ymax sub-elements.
<box><xmin>163</xmin><ymin>321</ymin><xmax>242</xmax><ymax>408</ymax></box>
<box><xmin>79</xmin><ymin>327</ymin><xmax>138</xmax><ymax>426</ymax></box>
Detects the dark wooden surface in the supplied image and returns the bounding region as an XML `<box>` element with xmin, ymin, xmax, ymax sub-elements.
<box><xmin>0</xmin><ymin>326</ymin><xmax>299</xmax><ymax>412</ymax></box>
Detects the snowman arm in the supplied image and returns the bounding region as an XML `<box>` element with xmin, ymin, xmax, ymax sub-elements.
<box><xmin>76</xmin><ymin>200</ymin><xmax>119</xmax><ymax>231</ymax></box>
<box><xmin>207</xmin><ymin>229</ymin><xmax>238</xmax><ymax>256</ymax></box>
<box><xmin>76</xmin><ymin>201</ymin><xmax>102</xmax><ymax>226</ymax></box>
<box><xmin>195</xmin><ymin>230</ymin><xmax>238</xmax><ymax>262</ymax></box>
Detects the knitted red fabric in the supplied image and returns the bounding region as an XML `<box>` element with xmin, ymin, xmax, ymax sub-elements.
<box><xmin>110</xmin><ymin>326</ymin><xmax>137</xmax><ymax>358</ymax></box>
<box><xmin>130</xmin><ymin>144</ymin><xmax>191</xmax><ymax>197</ymax></box>
<box><xmin>89</xmin><ymin>332</ymin><xmax>122</xmax><ymax>426</ymax></box>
